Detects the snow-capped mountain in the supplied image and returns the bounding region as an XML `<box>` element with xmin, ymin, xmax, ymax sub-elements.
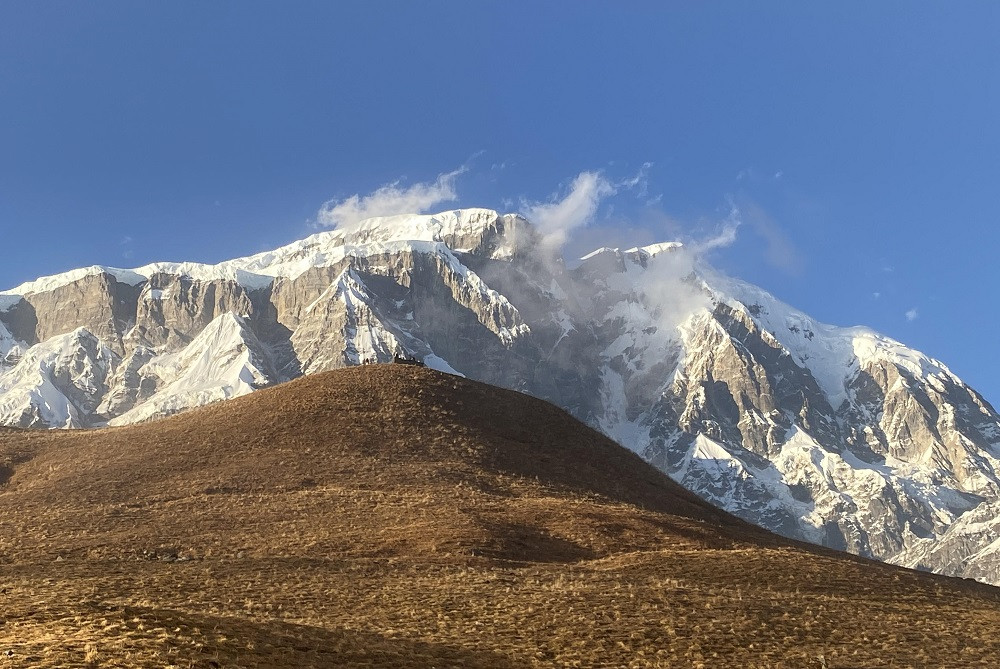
<box><xmin>2</xmin><ymin>207</ymin><xmax>1000</xmax><ymax>583</ymax></box>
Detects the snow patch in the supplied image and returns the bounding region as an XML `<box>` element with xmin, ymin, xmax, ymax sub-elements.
<box><xmin>423</xmin><ymin>354</ymin><xmax>464</xmax><ymax>377</ymax></box>
<box><xmin>108</xmin><ymin>312</ymin><xmax>271</xmax><ymax>425</ymax></box>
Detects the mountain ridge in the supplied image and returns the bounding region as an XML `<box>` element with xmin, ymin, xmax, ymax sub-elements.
<box><xmin>3</xmin><ymin>207</ymin><xmax>1000</xmax><ymax>583</ymax></box>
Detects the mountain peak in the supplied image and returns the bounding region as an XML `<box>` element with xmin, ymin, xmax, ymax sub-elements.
<box><xmin>0</xmin><ymin>208</ymin><xmax>531</xmax><ymax>298</ymax></box>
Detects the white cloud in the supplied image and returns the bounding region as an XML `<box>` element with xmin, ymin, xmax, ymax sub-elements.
<box><xmin>873</xmin><ymin>292</ymin><xmax>881</xmax><ymax>300</ymax></box>
<box><xmin>120</xmin><ymin>236</ymin><xmax>134</xmax><ymax>259</ymax></box>
<box><xmin>637</xmin><ymin>246</ymin><xmax>712</xmax><ymax>333</ymax></box>
<box><xmin>617</xmin><ymin>162</ymin><xmax>653</xmax><ymax>194</ymax></box>
<box><xmin>690</xmin><ymin>206</ymin><xmax>742</xmax><ymax>255</ymax></box>
<box><xmin>317</xmin><ymin>166</ymin><xmax>466</xmax><ymax>230</ymax></box>
<box><xmin>905</xmin><ymin>308</ymin><xmax>919</xmax><ymax>322</ymax></box>
<box><xmin>774</xmin><ymin>170</ymin><xmax>784</xmax><ymax>180</ymax></box>
<box><xmin>522</xmin><ymin>171</ymin><xmax>616</xmax><ymax>253</ymax></box>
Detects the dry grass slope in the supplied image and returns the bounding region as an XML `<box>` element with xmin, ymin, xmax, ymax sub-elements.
<box><xmin>0</xmin><ymin>365</ymin><xmax>997</xmax><ymax>667</ymax></box>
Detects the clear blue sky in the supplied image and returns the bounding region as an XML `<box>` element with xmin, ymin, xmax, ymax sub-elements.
<box><xmin>2</xmin><ymin>2</ymin><xmax>1000</xmax><ymax>402</ymax></box>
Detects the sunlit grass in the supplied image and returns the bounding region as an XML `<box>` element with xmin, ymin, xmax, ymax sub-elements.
<box><xmin>0</xmin><ymin>366</ymin><xmax>996</xmax><ymax>667</ymax></box>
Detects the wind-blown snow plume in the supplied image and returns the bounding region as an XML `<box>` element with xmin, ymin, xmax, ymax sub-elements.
<box><xmin>638</xmin><ymin>246</ymin><xmax>712</xmax><ymax>332</ymax></box>
<box><xmin>318</xmin><ymin>167</ymin><xmax>465</xmax><ymax>230</ymax></box>
<box><xmin>522</xmin><ymin>171</ymin><xmax>616</xmax><ymax>253</ymax></box>
<box><xmin>602</xmin><ymin>205</ymin><xmax>741</xmax><ymax>333</ymax></box>
<box><xmin>640</xmin><ymin>206</ymin><xmax>744</xmax><ymax>330</ymax></box>
<box><xmin>689</xmin><ymin>205</ymin><xmax>742</xmax><ymax>255</ymax></box>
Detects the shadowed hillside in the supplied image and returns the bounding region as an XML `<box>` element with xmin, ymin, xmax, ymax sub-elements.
<box><xmin>0</xmin><ymin>365</ymin><xmax>998</xmax><ymax>667</ymax></box>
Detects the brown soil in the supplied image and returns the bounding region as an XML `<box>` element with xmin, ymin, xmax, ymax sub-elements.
<box><xmin>0</xmin><ymin>365</ymin><xmax>996</xmax><ymax>667</ymax></box>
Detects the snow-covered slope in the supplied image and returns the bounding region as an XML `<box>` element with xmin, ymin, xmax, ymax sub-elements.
<box><xmin>0</xmin><ymin>320</ymin><xmax>25</xmax><ymax>365</ymax></box>
<box><xmin>0</xmin><ymin>209</ymin><xmax>526</xmax><ymax>297</ymax></box>
<box><xmin>4</xmin><ymin>208</ymin><xmax>1000</xmax><ymax>584</ymax></box>
<box><xmin>0</xmin><ymin>328</ymin><xmax>116</xmax><ymax>428</ymax></box>
<box><xmin>602</xmin><ymin>263</ymin><xmax>1000</xmax><ymax>564</ymax></box>
<box><xmin>108</xmin><ymin>313</ymin><xmax>274</xmax><ymax>425</ymax></box>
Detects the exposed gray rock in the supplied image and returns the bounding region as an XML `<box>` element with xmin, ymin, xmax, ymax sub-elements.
<box><xmin>9</xmin><ymin>273</ymin><xmax>141</xmax><ymax>354</ymax></box>
<box><xmin>131</xmin><ymin>274</ymin><xmax>257</xmax><ymax>351</ymax></box>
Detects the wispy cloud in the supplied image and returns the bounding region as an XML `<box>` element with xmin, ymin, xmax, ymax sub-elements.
<box><xmin>689</xmin><ymin>205</ymin><xmax>742</xmax><ymax>255</ymax></box>
<box><xmin>522</xmin><ymin>171</ymin><xmax>616</xmax><ymax>252</ymax></box>
<box><xmin>617</xmin><ymin>162</ymin><xmax>653</xmax><ymax>195</ymax></box>
<box><xmin>729</xmin><ymin>197</ymin><xmax>804</xmax><ymax>275</ymax></box>
<box><xmin>120</xmin><ymin>236</ymin><xmax>134</xmax><ymax>260</ymax></box>
<box><xmin>905</xmin><ymin>308</ymin><xmax>919</xmax><ymax>322</ymax></box>
<box><xmin>317</xmin><ymin>166</ymin><xmax>466</xmax><ymax>230</ymax></box>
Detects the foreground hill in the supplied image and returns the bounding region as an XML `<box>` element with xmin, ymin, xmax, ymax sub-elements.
<box><xmin>0</xmin><ymin>365</ymin><xmax>997</xmax><ymax>667</ymax></box>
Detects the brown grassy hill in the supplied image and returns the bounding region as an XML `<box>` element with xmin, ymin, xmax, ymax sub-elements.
<box><xmin>0</xmin><ymin>365</ymin><xmax>998</xmax><ymax>667</ymax></box>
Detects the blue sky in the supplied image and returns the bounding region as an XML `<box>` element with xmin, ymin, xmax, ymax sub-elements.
<box><xmin>2</xmin><ymin>2</ymin><xmax>1000</xmax><ymax>401</ymax></box>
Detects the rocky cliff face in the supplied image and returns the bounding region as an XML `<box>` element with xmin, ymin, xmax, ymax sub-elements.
<box><xmin>2</xmin><ymin>208</ymin><xmax>999</xmax><ymax>583</ymax></box>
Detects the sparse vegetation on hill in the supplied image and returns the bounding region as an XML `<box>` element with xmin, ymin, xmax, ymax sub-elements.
<box><xmin>0</xmin><ymin>366</ymin><xmax>997</xmax><ymax>667</ymax></box>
